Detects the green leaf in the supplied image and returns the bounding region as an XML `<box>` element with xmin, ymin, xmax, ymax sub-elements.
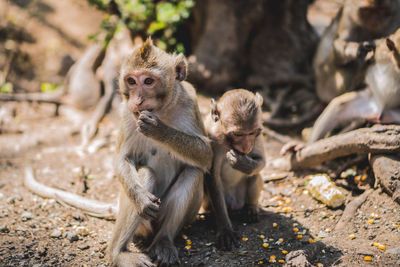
<box><xmin>40</xmin><ymin>82</ymin><xmax>59</xmax><ymax>92</ymax></box>
<box><xmin>0</xmin><ymin>82</ymin><xmax>13</xmax><ymax>94</ymax></box>
<box><xmin>147</xmin><ymin>21</ymin><xmax>166</xmax><ymax>34</ymax></box>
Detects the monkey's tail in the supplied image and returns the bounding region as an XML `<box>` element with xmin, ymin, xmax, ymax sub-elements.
<box><xmin>24</xmin><ymin>167</ymin><xmax>118</xmax><ymax>219</ymax></box>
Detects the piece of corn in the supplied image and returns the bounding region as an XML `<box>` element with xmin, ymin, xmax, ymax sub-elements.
<box><xmin>262</xmin><ymin>243</ymin><xmax>269</xmax><ymax>248</ymax></box>
<box><xmin>394</xmin><ymin>224</ymin><xmax>399</xmax><ymax>228</ymax></box>
<box><xmin>282</xmin><ymin>207</ymin><xmax>292</xmax><ymax>212</ymax></box>
<box><xmin>270</xmin><ymin>255</ymin><xmax>276</xmax><ymax>259</ymax></box>
<box><xmin>297</xmin><ymin>235</ymin><xmax>303</xmax><ymax>239</ymax></box>
<box><xmin>186</xmin><ymin>240</ymin><xmax>192</xmax><ymax>245</ymax></box>
<box><xmin>258</xmin><ymin>261</ymin><xmax>263</xmax><ymax>264</ymax></box>
<box><xmin>293</xmin><ymin>227</ymin><xmax>299</xmax><ymax>232</ymax></box>
<box><xmin>182</xmin><ymin>234</ymin><xmax>188</xmax><ymax>240</ymax></box>
<box><xmin>316</xmin><ymin>263</ymin><xmax>323</xmax><ymax>267</ymax></box>
<box><xmin>242</xmin><ymin>237</ymin><xmax>248</xmax><ymax>242</ymax></box>
<box><xmin>282</xmin><ymin>250</ymin><xmax>288</xmax><ymax>254</ymax></box>
<box><xmin>308</xmin><ymin>238</ymin><xmax>313</xmax><ymax>244</ymax></box>
<box><xmin>273</xmin><ymin>223</ymin><xmax>278</xmax><ymax>228</ymax></box>
<box><xmin>306</xmin><ymin>174</ymin><xmax>344</xmax><ymax>208</ymax></box>
<box><xmin>278</xmin><ymin>238</ymin><xmax>284</xmax><ymax>243</ymax></box>
<box><xmin>378</xmin><ymin>244</ymin><xmax>386</xmax><ymax>250</ymax></box>
<box><xmin>278</xmin><ymin>259</ymin><xmax>285</xmax><ymax>263</ymax></box>
<box><xmin>368</xmin><ymin>219</ymin><xmax>374</xmax><ymax>224</ymax></box>
<box><xmin>185</xmin><ymin>245</ymin><xmax>191</xmax><ymax>250</ymax></box>
<box><xmin>349</xmin><ymin>234</ymin><xmax>356</xmax><ymax>239</ymax></box>
<box><xmin>373</xmin><ymin>242</ymin><xmax>380</xmax><ymax>247</ymax></box>
<box><xmin>259</xmin><ymin>234</ymin><xmax>265</xmax><ymax>239</ymax></box>
<box><xmin>364</xmin><ymin>256</ymin><xmax>372</xmax><ymax>261</ymax></box>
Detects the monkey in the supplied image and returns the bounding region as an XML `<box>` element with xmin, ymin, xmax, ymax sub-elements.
<box><xmin>313</xmin><ymin>0</ymin><xmax>400</xmax><ymax>103</ymax></box>
<box><xmin>203</xmin><ymin>89</ymin><xmax>266</xmax><ymax>251</ymax></box>
<box><xmin>109</xmin><ymin>37</ymin><xmax>212</xmax><ymax>266</ymax></box>
<box><xmin>308</xmin><ymin>28</ymin><xmax>400</xmax><ymax>143</ymax></box>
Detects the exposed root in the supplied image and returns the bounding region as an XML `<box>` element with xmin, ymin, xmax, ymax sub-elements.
<box><xmin>24</xmin><ymin>167</ymin><xmax>117</xmax><ymax>218</ymax></box>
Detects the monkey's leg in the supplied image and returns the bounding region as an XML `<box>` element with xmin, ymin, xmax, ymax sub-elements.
<box><xmin>380</xmin><ymin>109</ymin><xmax>400</xmax><ymax>123</ymax></box>
<box><xmin>308</xmin><ymin>90</ymin><xmax>380</xmax><ymax>143</ymax></box>
<box><xmin>110</xmin><ymin>167</ymin><xmax>156</xmax><ymax>267</ymax></box>
<box><xmin>148</xmin><ymin>167</ymin><xmax>204</xmax><ymax>265</ymax></box>
<box><xmin>243</xmin><ymin>174</ymin><xmax>263</xmax><ymax>223</ymax></box>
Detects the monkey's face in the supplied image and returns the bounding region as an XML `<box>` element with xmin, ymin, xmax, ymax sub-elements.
<box><xmin>225</xmin><ymin>127</ymin><xmax>262</xmax><ymax>155</ymax></box>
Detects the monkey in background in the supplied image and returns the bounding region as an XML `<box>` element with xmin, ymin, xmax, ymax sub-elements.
<box><xmin>308</xmin><ymin>28</ymin><xmax>400</xmax><ymax>142</ymax></box>
<box><xmin>110</xmin><ymin>38</ymin><xmax>212</xmax><ymax>266</ymax></box>
<box><xmin>203</xmin><ymin>89</ymin><xmax>266</xmax><ymax>250</ymax></box>
<box><xmin>313</xmin><ymin>0</ymin><xmax>400</xmax><ymax>103</ymax></box>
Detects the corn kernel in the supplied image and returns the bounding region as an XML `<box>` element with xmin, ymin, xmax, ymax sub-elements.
<box><xmin>293</xmin><ymin>227</ymin><xmax>299</xmax><ymax>232</ymax></box>
<box><xmin>276</xmin><ymin>207</ymin><xmax>282</xmax><ymax>211</ymax></box>
<box><xmin>270</xmin><ymin>255</ymin><xmax>276</xmax><ymax>259</ymax></box>
<box><xmin>262</xmin><ymin>243</ymin><xmax>269</xmax><ymax>248</ymax></box>
<box><xmin>59</xmin><ymin>227</ymin><xmax>65</xmax><ymax>232</ymax></box>
<box><xmin>349</xmin><ymin>234</ymin><xmax>356</xmax><ymax>239</ymax></box>
<box><xmin>308</xmin><ymin>238</ymin><xmax>313</xmax><ymax>244</ymax></box>
<box><xmin>185</xmin><ymin>245</ymin><xmax>191</xmax><ymax>250</ymax></box>
<box><xmin>368</xmin><ymin>219</ymin><xmax>374</xmax><ymax>224</ymax></box>
<box><xmin>278</xmin><ymin>183</ymin><xmax>284</xmax><ymax>187</ymax></box>
<box><xmin>242</xmin><ymin>237</ymin><xmax>248</xmax><ymax>242</ymax></box>
<box><xmin>258</xmin><ymin>261</ymin><xmax>263</xmax><ymax>264</ymax></box>
<box><xmin>394</xmin><ymin>224</ymin><xmax>399</xmax><ymax>228</ymax></box>
<box><xmin>373</xmin><ymin>242</ymin><xmax>380</xmax><ymax>247</ymax></box>
<box><xmin>316</xmin><ymin>263</ymin><xmax>323</xmax><ymax>267</ymax></box>
<box><xmin>297</xmin><ymin>235</ymin><xmax>303</xmax><ymax>239</ymax></box>
<box><xmin>292</xmin><ymin>223</ymin><xmax>298</xmax><ymax>227</ymax></box>
<box><xmin>282</xmin><ymin>207</ymin><xmax>292</xmax><ymax>212</ymax></box>
<box><xmin>278</xmin><ymin>238</ymin><xmax>284</xmax><ymax>243</ymax></box>
<box><xmin>282</xmin><ymin>250</ymin><xmax>288</xmax><ymax>254</ymax></box>
<box><xmin>285</xmin><ymin>200</ymin><xmax>291</xmax><ymax>205</ymax></box>
<box><xmin>278</xmin><ymin>259</ymin><xmax>285</xmax><ymax>263</ymax></box>
<box><xmin>273</xmin><ymin>223</ymin><xmax>278</xmax><ymax>228</ymax></box>
<box><xmin>259</xmin><ymin>234</ymin><xmax>265</xmax><ymax>239</ymax></box>
<box><xmin>278</xmin><ymin>201</ymin><xmax>284</xmax><ymax>207</ymax></box>
<box><xmin>269</xmin><ymin>258</ymin><xmax>276</xmax><ymax>263</ymax></box>
<box><xmin>361</xmin><ymin>175</ymin><xmax>367</xmax><ymax>181</ymax></box>
<box><xmin>364</xmin><ymin>256</ymin><xmax>372</xmax><ymax>261</ymax></box>
<box><xmin>186</xmin><ymin>240</ymin><xmax>192</xmax><ymax>245</ymax></box>
<box><xmin>378</xmin><ymin>244</ymin><xmax>386</xmax><ymax>250</ymax></box>
<box><xmin>182</xmin><ymin>234</ymin><xmax>188</xmax><ymax>240</ymax></box>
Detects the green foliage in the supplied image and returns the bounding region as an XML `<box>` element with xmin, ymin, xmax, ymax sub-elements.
<box><xmin>0</xmin><ymin>82</ymin><xmax>13</xmax><ymax>94</ymax></box>
<box><xmin>88</xmin><ymin>0</ymin><xmax>194</xmax><ymax>53</ymax></box>
<box><xmin>40</xmin><ymin>82</ymin><xmax>59</xmax><ymax>92</ymax></box>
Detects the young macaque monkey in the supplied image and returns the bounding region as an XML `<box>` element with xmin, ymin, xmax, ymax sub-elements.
<box><xmin>204</xmin><ymin>89</ymin><xmax>266</xmax><ymax>250</ymax></box>
<box><xmin>110</xmin><ymin>38</ymin><xmax>212</xmax><ymax>266</ymax></box>
<box><xmin>314</xmin><ymin>0</ymin><xmax>400</xmax><ymax>103</ymax></box>
<box><xmin>309</xmin><ymin>28</ymin><xmax>400</xmax><ymax>143</ymax></box>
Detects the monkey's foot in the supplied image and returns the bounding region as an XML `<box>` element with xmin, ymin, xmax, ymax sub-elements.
<box><xmin>216</xmin><ymin>227</ymin><xmax>240</xmax><ymax>251</ymax></box>
<box><xmin>242</xmin><ymin>204</ymin><xmax>259</xmax><ymax>223</ymax></box>
<box><xmin>113</xmin><ymin>251</ymin><xmax>155</xmax><ymax>267</ymax></box>
<box><xmin>149</xmin><ymin>237</ymin><xmax>179</xmax><ymax>266</ymax></box>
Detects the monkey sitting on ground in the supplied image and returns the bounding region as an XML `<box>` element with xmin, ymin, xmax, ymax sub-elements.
<box><xmin>308</xmin><ymin>28</ymin><xmax>400</xmax><ymax>143</ymax></box>
<box><xmin>203</xmin><ymin>89</ymin><xmax>266</xmax><ymax>250</ymax></box>
<box><xmin>313</xmin><ymin>0</ymin><xmax>400</xmax><ymax>103</ymax></box>
<box><xmin>110</xmin><ymin>38</ymin><xmax>212</xmax><ymax>266</ymax></box>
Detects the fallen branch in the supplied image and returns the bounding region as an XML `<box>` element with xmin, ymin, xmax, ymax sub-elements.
<box><xmin>334</xmin><ymin>189</ymin><xmax>373</xmax><ymax>231</ymax></box>
<box><xmin>370</xmin><ymin>154</ymin><xmax>400</xmax><ymax>204</ymax></box>
<box><xmin>268</xmin><ymin>124</ymin><xmax>400</xmax><ymax>171</ymax></box>
<box><xmin>0</xmin><ymin>90</ymin><xmax>64</xmax><ymax>105</ymax></box>
<box><xmin>24</xmin><ymin>167</ymin><xmax>117</xmax><ymax>218</ymax></box>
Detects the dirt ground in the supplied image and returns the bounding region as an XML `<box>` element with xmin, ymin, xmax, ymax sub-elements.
<box><xmin>1</xmin><ymin>0</ymin><xmax>400</xmax><ymax>266</ymax></box>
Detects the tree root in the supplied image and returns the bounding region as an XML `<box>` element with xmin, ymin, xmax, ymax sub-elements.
<box><xmin>334</xmin><ymin>189</ymin><xmax>373</xmax><ymax>231</ymax></box>
<box><xmin>24</xmin><ymin>167</ymin><xmax>117</xmax><ymax>218</ymax></box>
<box><xmin>0</xmin><ymin>90</ymin><xmax>64</xmax><ymax>105</ymax></box>
<box><xmin>268</xmin><ymin>124</ymin><xmax>400</xmax><ymax>171</ymax></box>
<box><xmin>370</xmin><ymin>154</ymin><xmax>400</xmax><ymax>204</ymax></box>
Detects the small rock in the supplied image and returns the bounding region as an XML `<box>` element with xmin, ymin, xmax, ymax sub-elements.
<box><xmin>78</xmin><ymin>243</ymin><xmax>90</xmax><ymax>250</ymax></box>
<box><xmin>0</xmin><ymin>224</ymin><xmax>10</xmax><ymax>233</ymax></box>
<box><xmin>16</xmin><ymin>226</ymin><xmax>27</xmax><ymax>233</ymax></box>
<box><xmin>67</xmin><ymin>231</ymin><xmax>79</xmax><ymax>242</ymax></box>
<box><xmin>50</xmin><ymin>229</ymin><xmax>62</xmax><ymax>238</ymax></box>
<box><xmin>76</xmin><ymin>226</ymin><xmax>89</xmax><ymax>236</ymax></box>
<box><xmin>21</xmin><ymin>212</ymin><xmax>33</xmax><ymax>221</ymax></box>
<box><xmin>0</xmin><ymin>192</ymin><xmax>4</xmax><ymax>198</ymax></box>
<box><xmin>33</xmin><ymin>264</ymin><xmax>42</xmax><ymax>267</ymax></box>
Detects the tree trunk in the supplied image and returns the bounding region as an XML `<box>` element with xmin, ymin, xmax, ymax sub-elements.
<box><xmin>188</xmin><ymin>0</ymin><xmax>318</xmax><ymax>93</ymax></box>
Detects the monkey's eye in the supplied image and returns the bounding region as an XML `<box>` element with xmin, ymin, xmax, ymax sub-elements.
<box><xmin>144</xmin><ymin>78</ymin><xmax>154</xmax><ymax>85</ymax></box>
<box><xmin>232</xmin><ymin>132</ymin><xmax>244</xmax><ymax>137</ymax></box>
<box><xmin>127</xmin><ymin>77</ymin><xmax>136</xmax><ymax>85</ymax></box>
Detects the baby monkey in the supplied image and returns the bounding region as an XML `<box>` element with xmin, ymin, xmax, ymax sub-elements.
<box><xmin>204</xmin><ymin>89</ymin><xmax>266</xmax><ymax>250</ymax></box>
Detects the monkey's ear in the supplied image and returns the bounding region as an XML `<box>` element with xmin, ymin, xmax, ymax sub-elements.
<box><xmin>255</xmin><ymin>92</ymin><xmax>264</xmax><ymax>107</ymax></box>
<box><xmin>139</xmin><ymin>37</ymin><xmax>154</xmax><ymax>60</ymax></box>
<box><xmin>175</xmin><ymin>54</ymin><xmax>187</xmax><ymax>81</ymax></box>
<box><xmin>387</xmin><ymin>38</ymin><xmax>396</xmax><ymax>52</ymax></box>
<box><xmin>210</xmin><ymin>98</ymin><xmax>220</xmax><ymax>122</ymax></box>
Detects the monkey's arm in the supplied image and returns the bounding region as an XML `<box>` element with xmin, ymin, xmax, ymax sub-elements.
<box><xmin>115</xmin><ymin>152</ymin><xmax>160</xmax><ymax>220</ymax></box>
<box><xmin>333</xmin><ymin>39</ymin><xmax>375</xmax><ymax>65</ymax></box>
<box><xmin>206</xmin><ymin>146</ymin><xmax>238</xmax><ymax>250</ymax></box>
<box><xmin>226</xmin><ymin>137</ymin><xmax>266</xmax><ymax>176</ymax></box>
<box><xmin>137</xmin><ymin>111</ymin><xmax>212</xmax><ymax>171</ymax></box>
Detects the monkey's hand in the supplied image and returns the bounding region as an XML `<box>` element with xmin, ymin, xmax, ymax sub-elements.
<box><xmin>357</xmin><ymin>41</ymin><xmax>375</xmax><ymax>61</ymax></box>
<box><xmin>131</xmin><ymin>187</ymin><xmax>160</xmax><ymax>221</ymax></box>
<box><xmin>137</xmin><ymin>111</ymin><xmax>166</xmax><ymax>140</ymax></box>
<box><xmin>226</xmin><ymin>149</ymin><xmax>257</xmax><ymax>175</ymax></box>
<box><xmin>216</xmin><ymin>227</ymin><xmax>240</xmax><ymax>251</ymax></box>
<box><xmin>242</xmin><ymin>204</ymin><xmax>259</xmax><ymax>223</ymax></box>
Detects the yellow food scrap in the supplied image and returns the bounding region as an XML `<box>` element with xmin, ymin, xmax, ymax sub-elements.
<box><xmin>258</xmin><ymin>261</ymin><xmax>263</xmax><ymax>264</ymax></box>
<box><xmin>349</xmin><ymin>234</ymin><xmax>356</xmax><ymax>239</ymax></box>
<box><xmin>368</xmin><ymin>219</ymin><xmax>375</xmax><ymax>224</ymax></box>
<box><xmin>378</xmin><ymin>244</ymin><xmax>386</xmax><ymax>250</ymax></box>
<box><xmin>285</xmin><ymin>200</ymin><xmax>291</xmax><ymax>205</ymax></box>
<box><xmin>270</xmin><ymin>255</ymin><xmax>276</xmax><ymax>259</ymax></box>
<box><xmin>59</xmin><ymin>228</ymin><xmax>65</xmax><ymax>232</ymax></box>
<box><xmin>273</xmin><ymin>223</ymin><xmax>278</xmax><ymax>228</ymax></box>
<box><xmin>308</xmin><ymin>238</ymin><xmax>313</xmax><ymax>244</ymax></box>
<box><xmin>316</xmin><ymin>263</ymin><xmax>323</xmax><ymax>267</ymax></box>
<box><xmin>282</xmin><ymin>250</ymin><xmax>288</xmax><ymax>254</ymax></box>
<box><xmin>293</xmin><ymin>227</ymin><xmax>299</xmax><ymax>232</ymax></box>
<box><xmin>282</xmin><ymin>207</ymin><xmax>292</xmax><ymax>212</ymax></box>
<box><xmin>306</xmin><ymin>174</ymin><xmax>345</xmax><ymax>208</ymax></box>
<box><xmin>259</xmin><ymin>234</ymin><xmax>265</xmax><ymax>239</ymax></box>
<box><xmin>242</xmin><ymin>237</ymin><xmax>248</xmax><ymax>242</ymax></box>
<box><xmin>278</xmin><ymin>259</ymin><xmax>285</xmax><ymax>263</ymax></box>
<box><xmin>262</xmin><ymin>243</ymin><xmax>269</xmax><ymax>248</ymax></box>
<box><xmin>373</xmin><ymin>242</ymin><xmax>380</xmax><ymax>247</ymax></box>
<box><xmin>297</xmin><ymin>235</ymin><xmax>303</xmax><ymax>239</ymax></box>
<box><xmin>394</xmin><ymin>224</ymin><xmax>399</xmax><ymax>228</ymax></box>
<box><xmin>278</xmin><ymin>238</ymin><xmax>284</xmax><ymax>243</ymax></box>
<box><xmin>186</xmin><ymin>240</ymin><xmax>192</xmax><ymax>245</ymax></box>
<box><xmin>182</xmin><ymin>234</ymin><xmax>188</xmax><ymax>240</ymax></box>
<box><xmin>185</xmin><ymin>245</ymin><xmax>191</xmax><ymax>250</ymax></box>
<box><xmin>364</xmin><ymin>256</ymin><xmax>372</xmax><ymax>261</ymax></box>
